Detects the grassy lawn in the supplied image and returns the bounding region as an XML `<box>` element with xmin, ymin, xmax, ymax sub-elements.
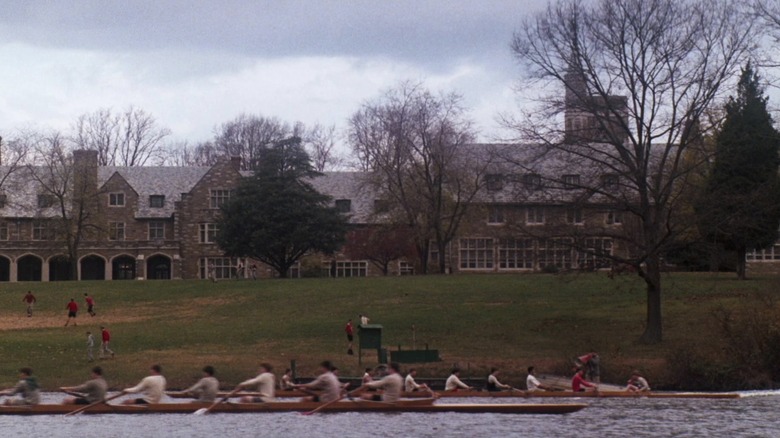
<box><xmin>0</xmin><ymin>272</ymin><xmax>775</xmax><ymax>390</ymax></box>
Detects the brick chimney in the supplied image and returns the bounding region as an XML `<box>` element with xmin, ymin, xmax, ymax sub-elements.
<box><xmin>230</xmin><ymin>156</ymin><xmax>242</xmax><ymax>171</ymax></box>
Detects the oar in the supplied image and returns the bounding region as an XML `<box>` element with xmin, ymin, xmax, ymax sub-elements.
<box><xmin>194</xmin><ymin>387</ymin><xmax>241</xmax><ymax>415</ymax></box>
<box><xmin>64</xmin><ymin>392</ymin><xmax>124</xmax><ymax>416</ymax></box>
<box><xmin>301</xmin><ymin>385</ymin><xmax>365</xmax><ymax>416</ymax></box>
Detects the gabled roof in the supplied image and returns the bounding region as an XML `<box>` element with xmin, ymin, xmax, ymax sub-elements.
<box><xmin>311</xmin><ymin>172</ymin><xmax>377</xmax><ymax>224</ymax></box>
<box><xmin>98</xmin><ymin>166</ymin><xmax>210</xmax><ymax>218</ymax></box>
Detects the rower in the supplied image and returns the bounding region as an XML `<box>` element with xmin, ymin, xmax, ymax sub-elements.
<box><xmin>356</xmin><ymin>362</ymin><xmax>404</xmax><ymax>402</ymax></box>
<box><xmin>0</xmin><ymin>367</ymin><xmax>40</xmax><ymax>406</ymax></box>
<box><xmin>61</xmin><ymin>366</ymin><xmax>107</xmax><ymax>405</ymax></box>
<box><xmin>182</xmin><ymin>366</ymin><xmax>219</xmax><ymax>403</ymax></box>
<box><xmin>626</xmin><ymin>371</ymin><xmax>650</xmax><ymax>392</ymax></box>
<box><xmin>486</xmin><ymin>368</ymin><xmax>511</xmax><ymax>391</ymax></box>
<box><xmin>280</xmin><ymin>368</ymin><xmax>295</xmax><ymax>390</ymax></box>
<box><xmin>235</xmin><ymin>363</ymin><xmax>276</xmax><ymax>403</ymax></box>
<box><xmin>444</xmin><ymin>368</ymin><xmax>473</xmax><ymax>391</ymax></box>
<box><xmin>293</xmin><ymin>361</ymin><xmax>341</xmax><ymax>403</ymax></box>
<box><xmin>404</xmin><ymin>368</ymin><xmax>428</xmax><ymax>392</ymax></box>
<box><xmin>526</xmin><ymin>366</ymin><xmax>553</xmax><ymax>392</ymax></box>
<box><xmin>122</xmin><ymin>364</ymin><xmax>167</xmax><ymax>404</ymax></box>
<box><xmin>571</xmin><ymin>368</ymin><xmax>597</xmax><ymax>393</ymax></box>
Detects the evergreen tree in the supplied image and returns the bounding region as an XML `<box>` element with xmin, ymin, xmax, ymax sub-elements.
<box><xmin>699</xmin><ymin>63</ymin><xmax>780</xmax><ymax>279</ymax></box>
<box><xmin>216</xmin><ymin>137</ymin><xmax>347</xmax><ymax>277</ymax></box>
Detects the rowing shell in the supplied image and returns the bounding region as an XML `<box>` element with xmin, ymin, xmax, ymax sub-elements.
<box><xmin>169</xmin><ymin>390</ymin><xmax>740</xmax><ymax>400</ymax></box>
<box><xmin>0</xmin><ymin>399</ymin><xmax>586</xmax><ymax>415</ymax></box>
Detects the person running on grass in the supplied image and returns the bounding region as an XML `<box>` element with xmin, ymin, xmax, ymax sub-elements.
<box><xmin>100</xmin><ymin>326</ymin><xmax>115</xmax><ymax>358</ymax></box>
<box><xmin>84</xmin><ymin>293</ymin><xmax>96</xmax><ymax>316</ymax></box>
<box><xmin>122</xmin><ymin>364</ymin><xmax>166</xmax><ymax>404</ymax></box>
<box><xmin>61</xmin><ymin>366</ymin><xmax>107</xmax><ymax>405</ymax></box>
<box><xmin>65</xmin><ymin>298</ymin><xmax>79</xmax><ymax>326</ymax></box>
<box><xmin>22</xmin><ymin>291</ymin><xmax>36</xmax><ymax>317</ymax></box>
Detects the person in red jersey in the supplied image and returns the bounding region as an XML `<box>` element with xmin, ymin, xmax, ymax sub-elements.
<box><xmin>65</xmin><ymin>298</ymin><xmax>79</xmax><ymax>326</ymax></box>
<box><xmin>22</xmin><ymin>291</ymin><xmax>36</xmax><ymax>317</ymax></box>
<box><xmin>100</xmin><ymin>326</ymin><xmax>115</xmax><ymax>358</ymax></box>
<box><xmin>84</xmin><ymin>293</ymin><xmax>96</xmax><ymax>316</ymax></box>
<box><xmin>345</xmin><ymin>319</ymin><xmax>354</xmax><ymax>355</ymax></box>
<box><xmin>572</xmin><ymin>368</ymin><xmax>597</xmax><ymax>392</ymax></box>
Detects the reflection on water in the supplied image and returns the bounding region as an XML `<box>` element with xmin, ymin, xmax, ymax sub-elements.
<box><xmin>1</xmin><ymin>391</ymin><xmax>779</xmax><ymax>438</ymax></box>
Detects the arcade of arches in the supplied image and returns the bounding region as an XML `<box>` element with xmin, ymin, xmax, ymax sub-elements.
<box><xmin>0</xmin><ymin>254</ymin><xmax>174</xmax><ymax>281</ymax></box>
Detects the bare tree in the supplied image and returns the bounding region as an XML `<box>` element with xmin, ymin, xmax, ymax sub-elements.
<box><xmin>349</xmin><ymin>81</ymin><xmax>484</xmax><ymax>274</ymax></box>
<box><xmin>306</xmin><ymin>123</ymin><xmax>344</xmax><ymax>171</ymax></box>
<box><xmin>74</xmin><ymin>106</ymin><xmax>171</xmax><ymax>166</ymax></box>
<box><xmin>212</xmin><ymin>114</ymin><xmax>296</xmax><ymax>169</ymax></box>
<box><xmin>508</xmin><ymin>0</ymin><xmax>754</xmax><ymax>343</ymax></box>
<box><xmin>164</xmin><ymin>141</ymin><xmax>220</xmax><ymax>167</ymax></box>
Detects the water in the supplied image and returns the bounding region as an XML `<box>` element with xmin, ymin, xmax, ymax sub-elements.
<box><xmin>1</xmin><ymin>392</ymin><xmax>779</xmax><ymax>437</ymax></box>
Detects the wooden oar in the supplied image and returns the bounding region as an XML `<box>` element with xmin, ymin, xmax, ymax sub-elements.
<box><xmin>301</xmin><ymin>385</ymin><xmax>365</xmax><ymax>416</ymax></box>
<box><xmin>64</xmin><ymin>392</ymin><xmax>124</xmax><ymax>416</ymax></box>
<box><xmin>194</xmin><ymin>387</ymin><xmax>241</xmax><ymax>415</ymax></box>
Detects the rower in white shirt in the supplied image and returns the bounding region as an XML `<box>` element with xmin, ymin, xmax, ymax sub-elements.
<box><xmin>444</xmin><ymin>368</ymin><xmax>473</xmax><ymax>391</ymax></box>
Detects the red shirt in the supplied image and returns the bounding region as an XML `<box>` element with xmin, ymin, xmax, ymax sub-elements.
<box><xmin>67</xmin><ymin>301</ymin><xmax>78</xmax><ymax>312</ymax></box>
<box><xmin>572</xmin><ymin>373</ymin><xmax>594</xmax><ymax>392</ymax></box>
<box><xmin>345</xmin><ymin>323</ymin><xmax>353</xmax><ymax>335</ymax></box>
<box><xmin>102</xmin><ymin>329</ymin><xmax>110</xmax><ymax>342</ymax></box>
<box><xmin>23</xmin><ymin>294</ymin><xmax>36</xmax><ymax>303</ymax></box>
<box><xmin>85</xmin><ymin>296</ymin><xmax>95</xmax><ymax>305</ymax></box>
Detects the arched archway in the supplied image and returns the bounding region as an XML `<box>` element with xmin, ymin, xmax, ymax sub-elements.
<box><xmin>112</xmin><ymin>255</ymin><xmax>136</xmax><ymax>280</ymax></box>
<box><xmin>0</xmin><ymin>256</ymin><xmax>10</xmax><ymax>281</ymax></box>
<box><xmin>17</xmin><ymin>255</ymin><xmax>42</xmax><ymax>281</ymax></box>
<box><xmin>49</xmin><ymin>256</ymin><xmax>73</xmax><ymax>281</ymax></box>
<box><xmin>80</xmin><ymin>255</ymin><xmax>105</xmax><ymax>280</ymax></box>
<box><xmin>146</xmin><ymin>255</ymin><xmax>171</xmax><ymax>280</ymax></box>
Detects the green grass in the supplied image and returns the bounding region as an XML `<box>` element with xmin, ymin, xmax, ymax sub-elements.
<box><xmin>0</xmin><ymin>272</ymin><xmax>775</xmax><ymax>390</ymax></box>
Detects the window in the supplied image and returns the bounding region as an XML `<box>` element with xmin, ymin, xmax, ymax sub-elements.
<box><xmin>374</xmin><ymin>199</ymin><xmax>389</xmax><ymax>214</ymax></box>
<box><xmin>335</xmin><ymin>199</ymin><xmax>352</xmax><ymax>213</ymax></box>
<box><xmin>606</xmin><ymin>211</ymin><xmax>623</xmax><ymax>225</ymax></box>
<box><xmin>498</xmin><ymin>238</ymin><xmax>534</xmax><ymax>270</ymax></box>
<box><xmin>487</xmin><ymin>206</ymin><xmax>505</xmax><ymax>225</ymax></box>
<box><xmin>108</xmin><ymin>222</ymin><xmax>125</xmax><ymax>241</ymax></box>
<box><xmin>602</xmin><ymin>174</ymin><xmax>619</xmax><ymax>192</ymax></box>
<box><xmin>566</xmin><ymin>208</ymin><xmax>583</xmax><ymax>225</ymax></box>
<box><xmin>523</xmin><ymin>174</ymin><xmax>542</xmax><ymax>190</ymax></box>
<box><xmin>459</xmin><ymin>238</ymin><xmax>494</xmax><ymax>270</ymax></box>
<box><xmin>538</xmin><ymin>238</ymin><xmax>573</xmax><ymax>270</ymax></box>
<box><xmin>398</xmin><ymin>261</ymin><xmax>415</xmax><ymax>276</ymax></box>
<box><xmin>32</xmin><ymin>221</ymin><xmax>52</xmax><ymax>241</ymax></box>
<box><xmin>199</xmin><ymin>257</ymin><xmax>234</xmax><ymax>280</ymax></box>
<box><xmin>562</xmin><ymin>174</ymin><xmax>580</xmax><ymax>189</ymax></box>
<box><xmin>485</xmin><ymin>174</ymin><xmax>504</xmax><ymax>191</ymax></box>
<box><xmin>209</xmin><ymin>189</ymin><xmax>232</xmax><ymax>209</ymax></box>
<box><xmin>0</xmin><ymin>222</ymin><xmax>7</xmax><ymax>241</ymax></box>
<box><xmin>199</xmin><ymin>223</ymin><xmax>218</xmax><ymax>243</ymax></box>
<box><xmin>0</xmin><ymin>194</ymin><xmax>6</xmax><ymax>208</ymax></box>
<box><xmin>109</xmin><ymin>192</ymin><xmax>125</xmax><ymax>207</ymax></box>
<box><xmin>148</xmin><ymin>221</ymin><xmax>165</xmax><ymax>240</ymax></box>
<box><xmin>37</xmin><ymin>194</ymin><xmax>55</xmax><ymax>208</ymax></box>
<box><xmin>526</xmin><ymin>207</ymin><xmax>545</xmax><ymax>225</ymax></box>
<box><xmin>149</xmin><ymin>195</ymin><xmax>165</xmax><ymax>208</ymax></box>
<box><xmin>335</xmin><ymin>261</ymin><xmax>368</xmax><ymax>277</ymax></box>
<box><xmin>578</xmin><ymin>238</ymin><xmax>613</xmax><ymax>269</ymax></box>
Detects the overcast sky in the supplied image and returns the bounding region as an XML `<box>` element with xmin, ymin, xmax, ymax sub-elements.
<box><xmin>0</xmin><ymin>0</ymin><xmax>548</xmax><ymax>146</ymax></box>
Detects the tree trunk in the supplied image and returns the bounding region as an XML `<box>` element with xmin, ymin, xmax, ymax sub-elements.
<box><xmin>736</xmin><ymin>246</ymin><xmax>747</xmax><ymax>280</ymax></box>
<box><xmin>639</xmin><ymin>255</ymin><xmax>663</xmax><ymax>344</ymax></box>
<box><xmin>438</xmin><ymin>241</ymin><xmax>448</xmax><ymax>274</ymax></box>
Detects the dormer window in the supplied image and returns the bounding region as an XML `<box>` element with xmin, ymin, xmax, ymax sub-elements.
<box><xmin>37</xmin><ymin>194</ymin><xmax>55</xmax><ymax>208</ymax></box>
<box><xmin>335</xmin><ymin>199</ymin><xmax>352</xmax><ymax>213</ymax></box>
<box><xmin>562</xmin><ymin>174</ymin><xmax>580</xmax><ymax>189</ymax></box>
<box><xmin>149</xmin><ymin>195</ymin><xmax>165</xmax><ymax>208</ymax></box>
<box><xmin>485</xmin><ymin>174</ymin><xmax>504</xmax><ymax>191</ymax></box>
<box><xmin>602</xmin><ymin>174</ymin><xmax>619</xmax><ymax>192</ymax></box>
<box><xmin>109</xmin><ymin>192</ymin><xmax>125</xmax><ymax>207</ymax></box>
<box><xmin>523</xmin><ymin>174</ymin><xmax>542</xmax><ymax>191</ymax></box>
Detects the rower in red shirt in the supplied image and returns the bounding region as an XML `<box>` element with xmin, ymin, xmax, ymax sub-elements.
<box><xmin>572</xmin><ymin>368</ymin><xmax>597</xmax><ymax>392</ymax></box>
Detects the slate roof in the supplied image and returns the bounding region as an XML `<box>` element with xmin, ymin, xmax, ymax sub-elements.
<box><xmin>98</xmin><ymin>166</ymin><xmax>210</xmax><ymax>218</ymax></box>
<box><xmin>311</xmin><ymin>172</ymin><xmax>377</xmax><ymax>224</ymax></box>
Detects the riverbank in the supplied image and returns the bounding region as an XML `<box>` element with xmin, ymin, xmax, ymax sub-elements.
<box><xmin>0</xmin><ymin>272</ymin><xmax>776</xmax><ymax>390</ymax></box>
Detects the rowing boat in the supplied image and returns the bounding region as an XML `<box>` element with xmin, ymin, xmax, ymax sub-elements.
<box><xmin>0</xmin><ymin>399</ymin><xmax>586</xmax><ymax>415</ymax></box>
<box><xmin>169</xmin><ymin>389</ymin><xmax>740</xmax><ymax>400</ymax></box>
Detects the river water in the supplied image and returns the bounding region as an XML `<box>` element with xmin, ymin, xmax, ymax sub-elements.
<box><xmin>1</xmin><ymin>391</ymin><xmax>779</xmax><ymax>437</ymax></box>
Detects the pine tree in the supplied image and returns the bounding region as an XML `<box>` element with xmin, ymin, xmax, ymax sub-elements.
<box><xmin>699</xmin><ymin>63</ymin><xmax>780</xmax><ymax>279</ymax></box>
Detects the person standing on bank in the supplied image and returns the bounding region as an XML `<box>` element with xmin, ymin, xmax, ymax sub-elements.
<box><xmin>65</xmin><ymin>298</ymin><xmax>79</xmax><ymax>327</ymax></box>
<box><xmin>86</xmin><ymin>331</ymin><xmax>95</xmax><ymax>362</ymax></box>
<box><xmin>22</xmin><ymin>291</ymin><xmax>36</xmax><ymax>317</ymax></box>
<box><xmin>345</xmin><ymin>319</ymin><xmax>354</xmax><ymax>355</ymax></box>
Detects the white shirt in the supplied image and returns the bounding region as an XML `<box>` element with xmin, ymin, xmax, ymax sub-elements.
<box><xmin>124</xmin><ymin>375</ymin><xmax>166</xmax><ymax>403</ymax></box>
<box><xmin>526</xmin><ymin>374</ymin><xmax>542</xmax><ymax>391</ymax></box>
<box><xmin>488</xmin><ymin>374</ymin><xmax>509</xmax><ymax>390</ymax></box>
<box><xmin>360</xmin><ymin>316</ymin><xmax>369</xmax><ymax>325</ymax></box>
<box><xmin>445</xmin><ymin>374</ymin><xmax>469</xmax><ymax>391</ymax></box>
<box><xmin>365</xmin><ymin>373</ymin><xmax>403</xmax><ymax>402</ymax></box>
<box><xmin>404</xmin><ymin>374</ymin><xmax>422</xmax><ymax>392</ymax></box>
<box><xmin>240</xmin><ymin>372</ymin><xmax>276</xmax><ymax>399</ymax></box>
<box><xmin>86</xmin><ymin>334</ymin><xmax>94</xmax><ymax>347</ymax></box>
<box><xmin>302</xmin><ymin>371</ymin><xmax>341</xmax><ymax>403</ymax></box>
